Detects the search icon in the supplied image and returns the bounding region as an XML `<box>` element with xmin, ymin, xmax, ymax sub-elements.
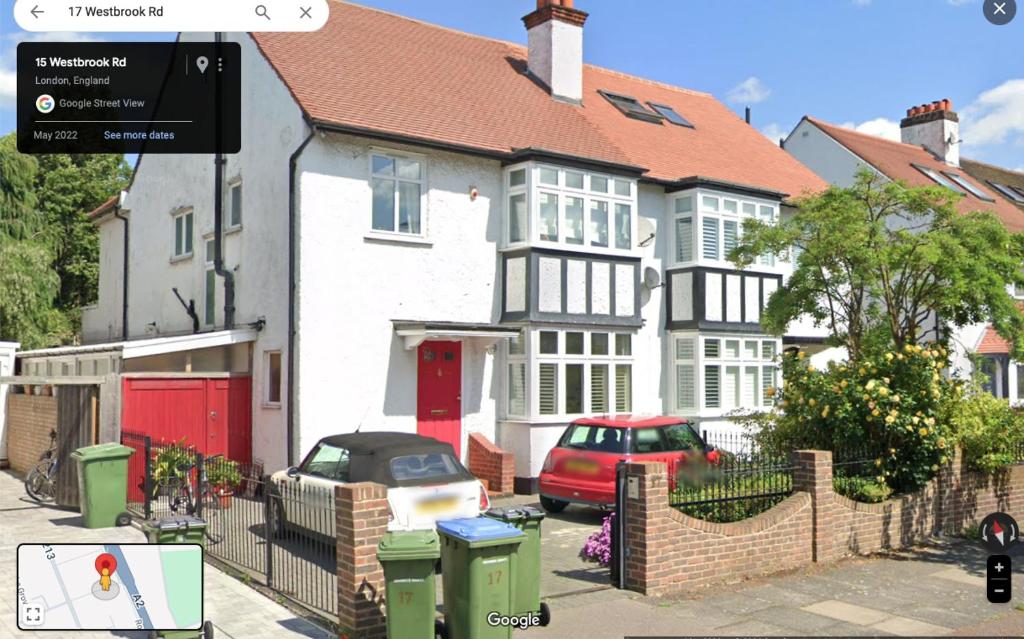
<box><xmin>255</xmin><ymin>4</ymin><xmax>270</xmax><ymax>20</ymax></box>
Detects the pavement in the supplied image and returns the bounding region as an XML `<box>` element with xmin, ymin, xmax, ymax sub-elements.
<box><xmin>4</xmin><ymin>473</ymin><xmax>1024</xmax><ymax>638</ymax></box>
<box><xmin>0</xmin><ymin>470</ymin><xmax>333</xmax><ymax>639</ymax></box>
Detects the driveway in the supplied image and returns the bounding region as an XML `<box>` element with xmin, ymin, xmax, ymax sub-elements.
<box><xmin>0</xmin><ymin>470</ymin><xmax>333</xmax><ymax>639</ymax></box>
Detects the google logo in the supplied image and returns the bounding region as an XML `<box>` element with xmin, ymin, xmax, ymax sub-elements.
<box><xmin>36</xmin><ymin>95</ymin><xmax>55</xmax><ymax>114</ymax></box>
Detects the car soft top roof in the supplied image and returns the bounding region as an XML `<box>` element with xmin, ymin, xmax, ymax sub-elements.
<box><xmin>314</xmin><ymin>432</ymin><xmax>476</xmax><ymax>487</ymax></box>
<box><xmin>571</xmin><ymin>415</ymin><xmax>691</xmax><ymax>429</ymax></box>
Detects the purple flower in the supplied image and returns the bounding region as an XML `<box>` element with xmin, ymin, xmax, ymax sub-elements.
<box><xmin>579</xmin><ymin>513</ymin><xmax>615</xmax><ymax>567</ymax></box>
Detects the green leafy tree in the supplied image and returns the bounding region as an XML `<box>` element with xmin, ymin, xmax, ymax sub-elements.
<box><xmin>730</xmin><ymin>169</ymin><xmax>1024</xmax><ymax>359</ymax></box>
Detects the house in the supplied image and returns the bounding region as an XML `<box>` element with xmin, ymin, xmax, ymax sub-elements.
<box><xmin>784</xmin><ymin>100</ymin><xmax>1024</xmax><ymax>402</ymax></box>
<box><xmin>18</xmin><ymin>0</ymin><xmax>828</xmax><ymax>491</ymax></box>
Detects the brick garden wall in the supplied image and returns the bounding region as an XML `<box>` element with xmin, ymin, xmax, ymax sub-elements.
<box><xmin>5</xmin><ymin>393</ymin><xmax>57</xmax><ymax>474</ymax></box>
<box><xmin>624</xmin><ymin>450</ymin><xmax>1024</xmax><ymax>596</ymax></box>
<box><xmin>466</xmin><ymin>432</ymin><xmax>514</xmax><ymax>496</ymax></box>
<box><xmin>335</xmin><ymin>482</ymin><xmax>388</xmax><ymax>639</ymax></box>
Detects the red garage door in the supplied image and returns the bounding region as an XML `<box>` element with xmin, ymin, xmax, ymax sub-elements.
<box><xmin>121</xmin><ymin>377</ymin><xmax>252</xmax><ymax>463</ymax></box>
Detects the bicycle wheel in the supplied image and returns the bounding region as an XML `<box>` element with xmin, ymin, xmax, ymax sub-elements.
<box><xmin>25</xmin><ymin>461</ymin><xmax>56</xmax><ymax>503</ymax></box>
<box><xmin>200</xmin><ymin>490</ymin><xmax>223</xmax><ymax>544</ymax></box>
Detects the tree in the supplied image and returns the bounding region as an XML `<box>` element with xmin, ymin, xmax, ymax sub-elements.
<box><xmin>730</xmin><ymin>169</ymin><xmax>1024</xmax><ymax>360</ymax></box>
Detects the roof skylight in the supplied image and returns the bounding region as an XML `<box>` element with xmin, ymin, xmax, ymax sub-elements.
<box><xmin>913</xmin><ymin>164</ymin><xmax>965</xmax><ymax>195</ymax></box>
<box><xmin>943</xmin><ymin>172</ymin><xmax>994</xmax><ymax>202</ymax></box>
<box><xmin>989</xmin><ymin>181</ymin><xmax>1024</xmax><ymax>204</ymax></box>
<box><xmin>647</xmin><ymin>102</ymin><xmax>694</xmax><ymax>128</ymax></box>
<box><xmin>599</xmin><ymin>90</ymin><xmax>663</xmax><ymax>123</ymax></box>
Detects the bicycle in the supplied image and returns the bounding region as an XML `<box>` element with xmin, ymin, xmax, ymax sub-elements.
<box><xmin>25</xmin><ymin>430</ymin><xmax>58</xmax><ymax>503</ymax></box>
<box><xmin>167</xmin><ymin>454</ymin><xmax>224</xmax><ymax>544</ymax></box>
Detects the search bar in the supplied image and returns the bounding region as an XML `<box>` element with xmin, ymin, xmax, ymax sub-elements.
<box><xmin>13</xmin><ymin>0</ymin><xmax>329</xmax><ymax>32</ymax></box>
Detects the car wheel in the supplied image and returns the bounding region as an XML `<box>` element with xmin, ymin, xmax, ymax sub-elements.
<box><xmin>268</xmin><ymin>498</ymin><xmax>286</xmax><ymax>539</ymax></box>
<box><xmin>539</xmin><ymin>496</ymin><xmax>568</xmax><ymax>513</ymax></box>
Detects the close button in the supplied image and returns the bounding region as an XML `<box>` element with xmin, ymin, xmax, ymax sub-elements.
<box><xmin>984</xmin><ymin>0</ymin><xmax>1016</xmax><ymax>25</ymax></box>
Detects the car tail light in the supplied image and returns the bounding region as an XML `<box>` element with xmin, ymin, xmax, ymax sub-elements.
<box><xmin>478</xmin><ymin>484</ymin><xmax>490</xmax><ymax>512</ymax></box>
<box><xmin>541</xmin><ymin>452</ymin><xmax>555</xmax><ymax>473</ymax></box>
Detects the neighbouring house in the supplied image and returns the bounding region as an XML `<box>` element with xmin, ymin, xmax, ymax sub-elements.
<box><xmin>784</xmin><ymin>100</ymin><xmax>1024</xmax><ymax>403</ymax></box>
<box><xmin>17</xmin><ymin>0</ymin><xmax>830</xmax><ymax>490</ymax></box>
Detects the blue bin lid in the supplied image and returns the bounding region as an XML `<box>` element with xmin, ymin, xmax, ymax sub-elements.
<box><xmin>436</xmin><ymin>517</ymin><xmax>525</xmax><ymax>543</ymax></box>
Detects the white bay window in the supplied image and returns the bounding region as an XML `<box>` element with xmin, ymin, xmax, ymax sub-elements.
<box><xmin>672</xmin><ymin>333</ymin><xmax>780</xmax><ymax>415</ymax></box>
<box><xmin>671</xmin><ymin>191</ymin><xmax>781</xmax><ymax>268</ymax></box>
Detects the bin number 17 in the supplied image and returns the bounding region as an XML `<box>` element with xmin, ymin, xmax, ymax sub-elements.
<box><xmin>398</xmin><ymin>591</ymin><xmax>414</xmax><ymax>605</ymax></box>
<box><xmin>487</xmin><ymin>570</ymin><xmax>503</xmax><ymax>585</ymax></box>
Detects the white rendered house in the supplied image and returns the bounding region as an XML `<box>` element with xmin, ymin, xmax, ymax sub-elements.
<box><xmin>784</xmin><ymin>100</ymin><xmax>1024</xmax><ymax>403</ymax></box>
<box><xmin>41</xmin><ymin>1</ymin><xmax>831</xmax><ymax>490</ymax></box>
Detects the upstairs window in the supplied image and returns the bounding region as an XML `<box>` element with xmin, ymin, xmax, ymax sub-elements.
<box><xmin>943</xmin><ymin>172</ymin><xmax>994</xmax><ymax>202</ymax></box>
<box><xmin>989</xmin><ymin>181</ymin><xmax>1024</xmax><ymax>204</ymax></box>
<box><xmin>227</xmin><ymin>181</ymin><xmax>242</xmax><ymax>229</ymax></box>
<box><xmin>914</xmin><ymin>164</ymin><xmax>965</xmax><ymax>195</ymax></box>
<box><xmin>172</xmin><ymin>209</ymin><xmax>194</xmax><ymax>259</ymax></box>
<box><xmin>599</xmin><ymin>90</ymin><xmax>663</xmax><ymax>123</ymax></box>
<box><xmin>647</xmin><ymin>102</ymin><xmax>694</xmax><ymax>128</ymax></box>
<box><xmin>371</xmin><ymin>153</ymin><xmax>424</xmax><ymax>236</ymax></box>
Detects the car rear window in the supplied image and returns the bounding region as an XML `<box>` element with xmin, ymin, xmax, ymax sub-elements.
<box><xmin>560</xmin><ymin>424</ymin><xmax>627</xmax><ymax>454</ymax></box>
<box><xmin>390</xmin><ymin>453</ymin><xmax>462</xmax><ymax>482</ymax></box>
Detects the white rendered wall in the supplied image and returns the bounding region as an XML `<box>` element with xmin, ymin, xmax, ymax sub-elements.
<box><xmin>526</xmin><ymin>19</ymin><xmax>583</xmax><ymax>102</ymax></box>
<box><xmin>82</xmin><ymin>216</ymin><xmax>124</xmax><ymax>344</ymax></box>
<box><xmin>0</xmin><ymin>342</ymin><xmax>18</xmax><ymax>465</ymax></box>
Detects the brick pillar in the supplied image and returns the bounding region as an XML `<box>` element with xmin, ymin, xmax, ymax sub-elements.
<box><xmin>793</xmin><ymin>450</ymin><xmax>840</xmax><ymax>563</ymax></box>
<box><xmin>622</xmin><ymin>461</ymin><xmax>669</xmax><ymax>595</ymax></box>
<box><xmin>336</xmin><ymin>482</ymin><xmax>388</xmax><ymax>639</ymax></box>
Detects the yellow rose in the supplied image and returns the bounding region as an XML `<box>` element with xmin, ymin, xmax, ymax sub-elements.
<box><xmin>859</xmin><ymin>367</ymin><xmax>867</xmax><ymax>375</ymax></box>
<box><xmin>872</xmin><ymin>408</ymin><xmax>881</xmax><ymax>417</ymax></box>
<box><xmin>897</xmin><ymin>353</ymin><xmax>904</xmax><ymax>361</ymax></box>
<box><xmin>912</xmin><ymin>416</ymin><xmax>920</xmax><ymax>424</ymax></box>
<box><xmin>931</xmin><ymin>464</ymin><xmax>939</xmax><ymax>472</ymax></box>
<box><xmin>821</xmin><ymin>406</ymin><xmax>830</xmax><ymax>418</ymax></box>
<box><xmin>807</xmin><ymin>365</ymin><xmax>816</xmax><ymax>373</ymax></box>
<box><xmin>875</xmin><ymin>458</ymin><xmax>882</xmax><ymax>467</ymax></box>
<box><xmin>885</xmin><ymin>353</ymin><xmax>894</xmax><ymax>361</ymax></box>
<box><xmin>914</xmin><ymin>345</ymin><xmax>923</xmax><ymax>353</ymax></box>
<box><xmin>938</xmin><ymin>438</ymin><xmax>946</xmax><ymax>449</ymax></box>
<box><xmin>904</xmin><ymin>344</ymin><xmax>914</xmax><ymax>353</ymax></box>
<box><xmin>879</xmin><ymin>387</ymin><xmax>890</xmax><ymax>397</ymax></box>
<box><xmin>868</xmin><ymin>401</ymin><xmax>876</xmax><ymax>410</ymax></box>
<box><xmin>883</xmin><ymin>377</ymin><xmax>891</xmax><ymax>385</ymax></box>
<box><xmin>840</xmin><ymin>380</ymin><xmax>849</xmax><ymax>388</ymax></box>
<box><xmin>925</xmin><ymin>417</ymin><xmax>936</xmax><ymax>426</ymax></box>
<box><xmin>919</xmin><ymin>427</ymin><xmax>929</xmax><ymax>437</ymax></box>
<box><xmin>906</xmin><ymin>425</ymin><xmax>914</xmax><ymax>432</ymax></box>
<box><xmin>797</xmin><ymin>351</ymin><xmax>805</xmax><ymax>360</ymax></box>
<box><xmin>808</xmin><ymin>398</ymin><xmax>817</xmax><ymax>407</ymax></box>
<box><xmin>866</xmin><ymin>380</ymin><xmax>876</xmax><ymax>391</ymax></box>
<box><xmin>885</xmin><ymin>415</ymin><xmax>896</xmax><ymax>424</ymax></box>
<box><xmin>876</xmin><ymin>475</ymin><xmax>886</xmax><ymax>483</ymax></box>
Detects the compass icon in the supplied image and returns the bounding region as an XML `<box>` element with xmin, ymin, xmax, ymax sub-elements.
<box><xmin>980</xmin><ymin>512</ymin><xmax>1019</xmax><ymax>552</ymax></box>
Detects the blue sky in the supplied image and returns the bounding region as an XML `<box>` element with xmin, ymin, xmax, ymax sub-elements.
<box><xmin>3</xmin><ymin>0</ymin><xmax>1022</xmax><ymax>170</ymax></box>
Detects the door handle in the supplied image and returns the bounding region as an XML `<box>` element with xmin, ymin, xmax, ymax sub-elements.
<box><xmin>209</xmin><ymin>411</ymin><xmax>218</xmax><ymax>420</ymax></box>
<box><xmin>430</xmin><ymin>409</ymin><xmax>448</xmax><ymax>415</ymax></box>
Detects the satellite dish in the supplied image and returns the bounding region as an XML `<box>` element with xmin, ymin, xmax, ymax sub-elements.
<box><xmin>637</xmin><ymin>218</ymin><xmax>656</xmax><ymax>247</ymax></box>
<box><xmin>643</xmin><ymin>266</ymin><xmax>662</xmax><ymax>289</ymax></box>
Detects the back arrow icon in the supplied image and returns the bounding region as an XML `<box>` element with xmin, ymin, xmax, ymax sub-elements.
<box><xmin>31</xmin><ymin>5</ymin><xmax>44</xmax><ymax>18</ymax></box>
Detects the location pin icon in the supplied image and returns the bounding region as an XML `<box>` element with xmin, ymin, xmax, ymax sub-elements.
<box><xmin>196</xmin><ymin>56</ymin><xmax>209</xmax><ymax>74</ymax></box>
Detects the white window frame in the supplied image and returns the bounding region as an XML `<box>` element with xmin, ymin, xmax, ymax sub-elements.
<box><xmin>671</xmin><ymin>332</ymin><xmax>780</xmax><ymax>416</ymax></box>
<box><xmin>669</xmin><ymin>189</ymin><xmax>781</xmax><ymax>270</ymax></box>
<box><xmin>263</xmin><ymin>350</ymin><xmax>282</xmax><ymax>408</ymax></box>
<box><xmin>503</xmin><ymin>162</ymin><xmax>637</xmax><ymax>256</ymax></box>
<box><xmin>171</xmin><ymin>207</ymin><xmax>194</xmax><ymax>261</ymax></box>
<box><xmin>226</xmin><ymin>179</ymin><xmax>242</xmax><ymax>231</ymax></box>
<box><xmin>204</xmin><ymin>236</ymin><xmax>216</xmax><ymax>327</ymax></box>
<box><xmin>503</xmin><ymin>328</ymin><xmax>635</xmax><ymax>421</ymax></box>
<box><xmin>368</xmin><ymin>149</ymin><xmax>427</xmax><ymax>240</ymax></box>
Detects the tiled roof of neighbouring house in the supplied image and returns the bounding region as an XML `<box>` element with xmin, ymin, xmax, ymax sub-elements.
<box><xmin>960</xmin><ymin>159</ymin><xmax>1024</xmax><ymax>213</ymax></box>
<box><xmin>976</xmin><ymin>325</ymin><xmax>1011</xmax><ymax>355</ymax></box>
<box><xmin>805</xmin><ymin>117</ymin><xmax>1024</xmax><ymax>232</ymax></box>
<box><xmin>250</xmin><ymin>1</ymin><xmax>828</xmax><ymax>198</ymax></box>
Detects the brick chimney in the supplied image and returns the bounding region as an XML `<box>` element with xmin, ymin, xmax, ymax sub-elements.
<box><xmin>900</xmin><ymin>99</ymin><xmax>960</xmax><ymax>167</ymax></box>
<box><xmin>523</xmin><ymin>0</ymin><xmax>588</xmax><ymax>103</ymax></box>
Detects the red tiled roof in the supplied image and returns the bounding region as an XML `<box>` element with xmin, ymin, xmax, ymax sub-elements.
<box><xmin>976</xmin><ymin>325</ymin><xmax>1011</xmax><ymax>355</ymax></box>
<box><xmin>806</xmin><ymin>117</ymin><xmax>1024</xmax><ymax>232</ymax></box>
<box><xmin>250</xmin><ymin>1</ymin><xmax>827</xmax><ymax>198</ymax></box>
<box><xmin>87</xmin><ymin>195</ymin><xmax>118</xmax><ymax>220</ymax></box>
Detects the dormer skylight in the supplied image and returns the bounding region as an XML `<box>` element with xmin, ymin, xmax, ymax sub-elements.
<box><xmin>599</xmin><ymin>90</ymin><xmax>663</xmax><ymax>123</ymax></box>
<box><xmin>942</xmin><ymin>172</ymin><xmax>994</xmax><ymax>202</ymax></box>
<box><xmin>989</xmin><ymin>181</ymin><xmax>1024</xmax><ymax>204</ymax></box>
<box><xmin>648</xmin><ymin>102</ymin><xmax>694</xmax><ymax>128</ymax></box>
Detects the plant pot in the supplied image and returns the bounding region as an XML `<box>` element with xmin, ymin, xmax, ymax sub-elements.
<box><xmin>21</xmin><ymin>385</ymin><xmax>32</xmax><ymax>395</ymax></box>
<box><xmin>217</xmin><ymin>491</ymin><xmax>233</xmax><ymax>509</ymax></box>
<box><xmin>39</xmin><ymin>385</ymin><xmax>53</xmax><ymax>396</ymax></box>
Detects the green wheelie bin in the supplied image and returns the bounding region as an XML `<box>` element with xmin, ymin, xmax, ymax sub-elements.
<box><xmin>437</xmin><ymin>517</ymin><xmax>525</xmax><ymax>639</ymax></box>
<box><xmin>142</xmin><ymin>516</ymin><xmax>208</xmax><ymax>546</ymax></box>
<box><xmin>377</xmin><ymin>530</ymin><xmax>442</xmax><ymax>639</ymax></box>
<box><xmin>71</xmin><ymin>443</ymin><xmax>135</xmax><ymax>529</ymax></box>
<box><xmin>484</xmin><ymin>506</ymin><xmax>550</xmax><ymax>626</ymax></box>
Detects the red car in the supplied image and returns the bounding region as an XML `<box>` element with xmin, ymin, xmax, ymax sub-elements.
<box><xmin>538</xmin><ymin>415</ymin><xmax>719</xmax><ymax>512</ymax></box>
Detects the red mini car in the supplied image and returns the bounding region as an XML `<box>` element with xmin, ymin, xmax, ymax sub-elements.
<box><xmin>538</xmin><ymin>415</ymin><xmax>719</xmax><ymax>512</ymax></box>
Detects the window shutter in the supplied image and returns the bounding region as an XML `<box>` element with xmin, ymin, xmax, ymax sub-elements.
<box><xmin>566</xmin><ymin>364</ymin><xmax>584</xmax><ymax>414</ymax></box>
<box><xmin>704</xmin><ymin>365</ymin><xmax>720</xmax><ymax>408</ymax></box>
<box><xmin>675</xmin><ymin>338</ymin><xmax>694</xmax><ymax>361</ymax></box>
<box><xmin>762</xmin><ymin>365</ymin><xmax>776</xmax><ymax>406</ymax></box>
<box><xmin>615</xmin><ymin>365</ymin><xmax>632</xmax><ymax>412</ymax></box>
<box><xmin>723</xmin><ymin>366</ymin><xmax>739</xmax><ymax>409</ymax></box>
<box><xmin>676</xmin><ymin>217</ymin><xmax>693</xmax><ymax>262</ymax></box>
<box><xmin>676</xmin><ymin>364</ymin><xmax>695</xmax><ymax>410</ymax></box>
<box><xmin>702</xmin><ymin>217</ymin><xmax>719</xmax><ymax>260</ymax></box>
<box><xmin>591</xmin><ymin>364</ymin><xmax>609</xmax><ymax>413</ymax></box>
<box><xmin>723</xmin><ymin>219</ymin><xmax>737</xmax><ymax>254</ymax></box>
<box><xmin>743</xmin><ymin>366</ymin><xmax>759</xmax><ymax>407</ymax></box>
<box><xmin>539</xmin><ymin>364</ymin><xmax>558</xmax><ymax>415</ymax></box>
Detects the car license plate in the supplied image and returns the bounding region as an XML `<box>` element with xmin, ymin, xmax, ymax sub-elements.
<box><xmin>565</xmin><ymin>459</ymin><xmax>600</xmax><ymax>475</ymax></box>
<box><xmin>416</xmin><ymin>497</ymin><xmax>459</xmax><ymax>514</ymax></box>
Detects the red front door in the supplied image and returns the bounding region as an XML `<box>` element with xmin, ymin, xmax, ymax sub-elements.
<box><xmin>417</xmin><ymin>341</ymin><xmax>462</xmax><ymax>458</ymax></box>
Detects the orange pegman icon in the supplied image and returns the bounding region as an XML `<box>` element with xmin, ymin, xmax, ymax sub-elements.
<box><xmin>94</xmin><ymin>553</ymin><xmax>117</xmax><ymax>592</ymax></box>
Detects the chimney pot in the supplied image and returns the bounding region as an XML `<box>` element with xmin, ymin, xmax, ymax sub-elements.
<box><xmin>941</xmin><ymin>98</ymin><xmax>951</xmax><ymax>111</ymax></box>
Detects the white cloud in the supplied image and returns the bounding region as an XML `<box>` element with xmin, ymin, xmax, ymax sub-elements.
<box><xmin>0</xmin><ymin>69</ymin><xmax>15</xmax><ymax>107</ymax></box>
<box><xmin>839</xmin><ymin>117</ymin><xmax>901</xmax><ymax>141</ymax></box>
<box><xmin>727</xmin><ymin>77</ymin><xmax>771</xmax><ymax>105</ymax></box>
<box><xmin>760</xmin><ymin>123</ymin><xmax>788</xmax><ymax>145</ymax></box>
<box><xmin>960</xmin><ymin>79</ymin><xmax>1024</xmax><ymax>149</ymax></box>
